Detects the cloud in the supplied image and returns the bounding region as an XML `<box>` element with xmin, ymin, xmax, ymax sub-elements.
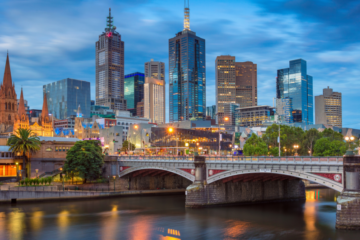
<box><xmin>0</xmin><ymin>0</ymin><xmax>359</xmax><ymax>128</ymax></box>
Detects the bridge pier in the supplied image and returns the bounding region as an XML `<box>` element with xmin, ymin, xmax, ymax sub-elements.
<box><xmin>185</xmin><ymin>156</ymin><xmax>305</xmax><ymax>208</ymax></box>
<box><xmin>336</xmin><ymin>156</ymin><xmax>360</xmax><ymax>230</ymax></box>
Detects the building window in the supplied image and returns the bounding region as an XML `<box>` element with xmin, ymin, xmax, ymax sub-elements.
<box><xmin>45</xmin><ymin>147</ymin><xmax>52</xmax><ymax>152</ymax></box>
<box><xmin>99</xmin><ymin>51</ymin><xmax>105</xmax><ymax>65</ymax></box>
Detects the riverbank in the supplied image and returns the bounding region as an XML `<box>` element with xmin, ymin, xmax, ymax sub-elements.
<box><xmin>0</xmin><ymin>189</ymin><xmax>185</xmax><ymax>204</ymax></box>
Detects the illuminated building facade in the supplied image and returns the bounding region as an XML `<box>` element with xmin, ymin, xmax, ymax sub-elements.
<box><xmin>169</xmin><ymin>2</ymin><xmax>206</xmax><ymax>122</ymax></box>
<box><xmin>124</xmin><ymin>72</ymin><xmax>144</xmax><ymax>116</ymax></box>
<box><xmin>315</xmin><ymin>87</ymin><xmax>342</xmax><ymax>127</ymax></box>
<box><xmin>150</xmin><ymin>127</ymin><xmax>232</xmax><ymax>154</ymax></box>
<box><xmin>96</xmin><ymin>8</ymin><xmax>126</xmax><ymax>111</ymax></box>
<box><xmin>206</xmin><ymin>105</ymin><xmax>216</xmax><ymax>120</ymax></box>
<box><xmin>235</xmin><ymin>105</ymin><xmax>274</xmax><ymax>127</ymax></box>
<box><xmin>216</xmin><ymin>56</ymin><xmax>257</xmax><ymax>125</ymax></box>
<box><xmin>277</xmin><ymin>59</ymin><xmax>313</xmax><ymax>124</ymax></box>
<box><xmin>14</xmin><ymin>92</ymin><xmax>54</xmax><ymax>137</ymax></box>
<box><xmin>144</xmin><ymin>77</ymin><xmax>165</xmax><ymax>124</ymax></box>
<box><xmin>43</xmin><ymin>78</ymin><xmax>91</xmax><ymax>119</ymax></box>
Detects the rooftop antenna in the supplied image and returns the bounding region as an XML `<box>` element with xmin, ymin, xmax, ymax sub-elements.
<box><xmin>183</xmin><ymin>0</ymin><xmax>190</xmax><ymax>30</ymax></box>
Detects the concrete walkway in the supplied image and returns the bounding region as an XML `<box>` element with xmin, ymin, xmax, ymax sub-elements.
<box><xmin>0</xmin><ymin>189</ymin><xmax>185</xmax><ymax>203</ymax></box>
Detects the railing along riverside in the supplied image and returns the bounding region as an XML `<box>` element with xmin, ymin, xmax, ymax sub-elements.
<box><xmin>118</xmin><ymin>155</ymin><xmax>343</xmax><ymax>163</ymax></box>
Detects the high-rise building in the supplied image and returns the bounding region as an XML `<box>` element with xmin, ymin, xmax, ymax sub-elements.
<box><xmin>169</xmin><ymin>2</ymin><xmax>206</xmax><ymax>122</ymax></box>
<box><xmin>144</xmin><ymin>77</ymin><xmax>165</xmax><ymax>124</ymax></box>
<box><xmin>215</xmin><ymin>56</ymin><xmax>236</xmax><ymax>124</ymax></box>
<box><xmin>206</xmin><ymin>105</ymin><xmax>216</xmax><ymax>120</ymax></box>
<box><xmin>43</xmin><ymin>78</ymin><xmax>91</xmax><ymax>119</ymax></box>
<box><xmin>124</xmin><ymin>72</ymin><xmax>144</xmax><ymax>116</ymax></box>
<box><xmin>215</xmin><ymin>56</ymin><xmax>257</xmax><ymax>124</ymax></box>
<box><xmin>235</xmin><ymin>61</ymin><xmax>257</xmax><ymax>107</ymax></box>
<box><xmin>276</xmin><ymin>97</ymin><xmax>293</xmax><ymax>123</ymax></box>
<box><xmin>96</xmin><ymin>8</ymin><xmax>126</xmax><ymax>111</ymax></box>
<box><xmin>235</xmin><ymin>106</ymin><xmax>274</xmax><ymax>127</ymax></box>
<box><xmin>315</xmin><ymin>87</ymin><xmax>342</xmax><ymax>127</ymax></box>
<box><xmin>145</xmin><ymin>59</ymin><xmax>165</xmax><ymax>81</ymax></box>
<box><xmin>223</xmin><ymin>103</ymin><xmax>240</xmax><ymax>127</ymax></box>
<box><xmin>277</xmin><ymin>59</ymin><xmax>313</xmax><ymax>124</ymax></box>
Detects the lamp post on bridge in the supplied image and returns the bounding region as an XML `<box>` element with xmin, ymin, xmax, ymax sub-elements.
<box><xmin>293</xmin><ymin>144</ymin><xmax>299</xmax><ymax>156</ymax></box>
<box><xmin>344</xmin><ymin>136</ymin><xmax>355</xmax><ymax>156</ymax></box>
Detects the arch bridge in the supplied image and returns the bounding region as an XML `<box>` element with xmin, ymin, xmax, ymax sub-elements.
<box><xmin>118</xmin><ymin>155</ymin><xmax>343</xmax><ymax>192</ymax></box>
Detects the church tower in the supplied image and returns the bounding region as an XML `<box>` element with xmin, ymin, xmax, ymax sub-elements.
<box><xmin>0</xmin><ymin>53</ymin><xmax>18</xmax><ymax>132</ymax></box>
<box><xmin>13</xmin><ymin>88</ymin><xmax>29</xmax><ymax>132</ymax></box>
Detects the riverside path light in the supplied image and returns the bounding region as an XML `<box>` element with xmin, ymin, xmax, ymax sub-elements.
<box><xmin>344</xmin><ymin>136</ymin><xmax>355</xmax><ymax>156</ymax></box>
<box><xmin>113</xmin><ymin>175</ymin><xmax>116</xmax><ymax>192</ymax></box>
<box><xmin>293</xmin><ymin>144</ymin><xmax>299</xmax><ymax>156</ymax></box>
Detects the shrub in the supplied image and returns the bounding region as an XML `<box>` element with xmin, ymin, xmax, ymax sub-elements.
<box><xmin>20</xmin><ymin>180</ymin><xmax>25</xmax><ymax>186</ymax></box>
<box><xmin>25</xmin><ymin>178</ymin><xmax>30</xmax><ymax>186</ymax></box>
<box><xmin>34</xmin><ymin>178</ymin><xmax>39</xmax><ymax>185</ymax></box>
<box><xmin>47</xmin><ymin>176</ymin><xmax>53</xmax><ymax>185</ymax></box>
<box><xmin>40</xmin><ymin>178</ymin><xmax>44</xmax><ymax>185</ymax></box>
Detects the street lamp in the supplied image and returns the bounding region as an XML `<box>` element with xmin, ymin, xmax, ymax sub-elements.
<box><xmin>168</xmin><ymin>127</ymin><xmax>178</xmax><ymax>156</ymax></box>
<box><xmin>293</xmin><ymin>144</ymin><xmax>299</xmax><ymax>156</ymax></box>
<box><xmin>113</xmin><ymin>175</ymin><xmax>116</xmax><ymax>192</ymax></box>
<box><xmin>218</xmin><ymin>117</ymin><xmax>229</xmax><ymax>156</ymax></box>
<box><xmin>344</xmin><ymin>136</ymin><xmax>355</xmax><ymax>156</ymax></box>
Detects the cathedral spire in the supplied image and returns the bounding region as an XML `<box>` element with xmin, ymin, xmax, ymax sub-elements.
<box><xmin>2</xmin><ymin>52</ymin><xmax>13</xmax><ymax>89</ymax></box>
<box><xmin>18</xmin><ymin>88</ymin><xmax>26</xmax><ymax>116</ymax></box>
<box><xmin>42</xmin><ymin>93</ymin><xmax>49</xmax><ymax>120</ymax></box>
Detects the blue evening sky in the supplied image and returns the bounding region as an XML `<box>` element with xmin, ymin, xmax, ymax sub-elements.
<box><xmin>1</xmin><ymin>0</ymin><xmax>359</xmax><ymax>127</ymax></box>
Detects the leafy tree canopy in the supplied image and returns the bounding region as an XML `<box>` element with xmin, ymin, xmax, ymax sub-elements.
<box><xmin>243</xmin><ymin>134</ymin><xmax>268</xmax><ymax>156</ymax></box>
<box><xmin>63</xmin><ymin>140</ymin><xmax>104</xmax><ymax>183</ymax></box>
<box><xmin>121</xmin><ymin>140</ymin><xmax>136</xmax><ymax>152</ymax></box>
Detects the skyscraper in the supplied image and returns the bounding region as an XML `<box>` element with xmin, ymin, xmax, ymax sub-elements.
<box><xmin>145</xmin><ymin>59</ymin><xmax>165</xmax><ymax>81</ymax></box>
<box><xmin>235</xmin><ymin>61</ymin><xmax>257</xmax><ymax>107</ymax></box>
<box><xmin>169</xmin><ymin>1</ymin><xmax>206</xmax><ymax>122</ymax></box>
<box><xmin>277</xmin><ymin>59</ymin><xmax>313</xmax><ymax>124</ymax></box>
<box><xmin>43</xmin><ymin>78</ymin><xmax>91</xmax><ymax>119</ymax></box>
<box><xmin>124</xmin><ymin>72</ymin><xmax>145</xmax><ymax>116</ymax></box>
<box><xmin>315</xmin><ymin>87</ymin><xmax>342</xmax><ymax>127</ymax></box>
<box><xmin>215</xmin><ymin>56</ymin><xmax>257</xmax><ymax>125</ymax></box>
<box><xmin>144</xmin><ymin>77</ymin><xmax>165</xmax><ymax>124</ymax></box>
<box><xmin>96</xmin><ymin>8</ymin><xmax>126</xmax><ymax>111</ymax></box>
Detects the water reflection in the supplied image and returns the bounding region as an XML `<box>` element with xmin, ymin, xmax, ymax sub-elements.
<box><xmin>0</xmin><ymin>188</ymin><xmax>358</xmax><ymax>240</ymax></box>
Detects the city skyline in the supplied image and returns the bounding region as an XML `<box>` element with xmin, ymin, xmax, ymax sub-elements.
<box><xmin>1</xmin><ymin>0</ymin><xmax>359</xmax><ymax>127</ymax></box>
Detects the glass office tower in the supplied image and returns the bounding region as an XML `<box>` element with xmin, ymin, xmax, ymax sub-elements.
<box><xmin>169</xmin><ymin>3</ymin><xmax>206</xmax><ymax>122</ymax></box>
<box><xmin>124</xmin><ymin>72</ymin><xmax>144</xmax><ymax>116</ymax></box>
<box><xmin>277</xmin><ymin>59</ymin><xmax>313</xmax><ymax>124</ymax></box>
<box><xmin>43</xmin><ymin>78</ymin><xmax>91</xmax><ymax>119</ymax></box>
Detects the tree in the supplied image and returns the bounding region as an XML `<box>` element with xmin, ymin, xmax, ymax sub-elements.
<box><xmin>320</xmin><ymin>128</ymin><xmax>344</xmax><ymax>141</ymax></box>
<box><xmin>7</xmin><ymin>128</ymin><xmax>41</xmax><ymax>178</ymax></box>
<box><xmin>313</xmin><ymin>138</ymin><xmax>346</xmax><ymax>156</ymax></box>
<box><xmin>63</xmin><ymin>140</ymin><xmax>103</xmax><ymax>183</ymax></box>
<box><xmin>243</xmin><ymin>134</ymin><xmax>268</xmax><ymax>156</ymax></box>
<box><xmin>301</xmin><ymin>129</ymin><xmax>321</xmax><ymax>156</ymax></box>
<box><xmin>121</xmin><ymin>140</ymin><xmax>135</xmax><ymax>152</ymax></box>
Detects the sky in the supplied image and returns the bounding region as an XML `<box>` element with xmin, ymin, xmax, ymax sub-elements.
<box><xmin>1</xmin><ymin>0</ymin><xmax>360</xmax><ymax>127</ymax></box>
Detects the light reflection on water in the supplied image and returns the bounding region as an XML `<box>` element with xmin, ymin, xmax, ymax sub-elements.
<box><xmin>0</xmin><ymin>188</ymin><xmax>359</xmax><ymax>239</ymax></box>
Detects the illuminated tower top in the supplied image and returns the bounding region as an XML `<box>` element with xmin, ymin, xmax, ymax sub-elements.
<box><xmin>184</xmin><ymin>0</ymin><xmax>190</xmax><ymax>31</ymax></box>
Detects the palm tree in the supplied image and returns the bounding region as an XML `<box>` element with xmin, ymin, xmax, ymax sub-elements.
<box><xmin>7</xmin><ymin>128</ymin><xmax>41</xmax><ymax>178</ymax></box>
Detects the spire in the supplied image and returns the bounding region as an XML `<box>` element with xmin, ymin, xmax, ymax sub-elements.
<box><xmin>18</xmin><ymin>88</ymin><xmax>26</xmax><ymax>116</ymax></box>
<box><xmin>77</xmin><ymin>104</ymin><xmax>83</xmax><ymax>118</ymax></box>
<box><xmin>42</xmin><ymin>93</ymin><xmax>49</xmax><ymax>120</ymax></box>
<box><xmin>106</xmin><ymin>8</ymin><xmax>113</xmax><ymax>30</ymax></box>
<box><xmin>183</xmin><ymin>0</ymin><xmax>190</xmax><ymax>30</ymax></box>
<box><xmin>2</xmin><ymin>52</ymin><xmax>13</xmax><ymax>89</ymax></box>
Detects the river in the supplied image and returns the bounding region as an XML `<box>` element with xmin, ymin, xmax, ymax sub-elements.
<box><xmin>0</xmin><ymin>188</ymin><xmax>359</xmax><ymax>240</ymax></box>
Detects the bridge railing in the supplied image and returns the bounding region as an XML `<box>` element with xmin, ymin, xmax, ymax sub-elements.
<box><xmin>205</xmin><ymin>156</ymin><xmax>343</xmax><ymax>163</ymax></box>
<box><xmin>118</xmin><ymin>155</ymin><xmax>343</xmax><ymax>163</ymax></box>
<box><xmin>118</xmin><ymin>155</ymin><xmax>194</xmax><ymax>161</ymax></box>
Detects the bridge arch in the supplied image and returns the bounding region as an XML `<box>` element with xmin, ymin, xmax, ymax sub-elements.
<box><xmin>119</xmin><ymin>166</ymin><xmax>195</xmax><ymax>182</ymax></box>
<box><xmin>207</xmin><ymin>169</ymin><xmax>343</xmax><ymax>192</ymax></box>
